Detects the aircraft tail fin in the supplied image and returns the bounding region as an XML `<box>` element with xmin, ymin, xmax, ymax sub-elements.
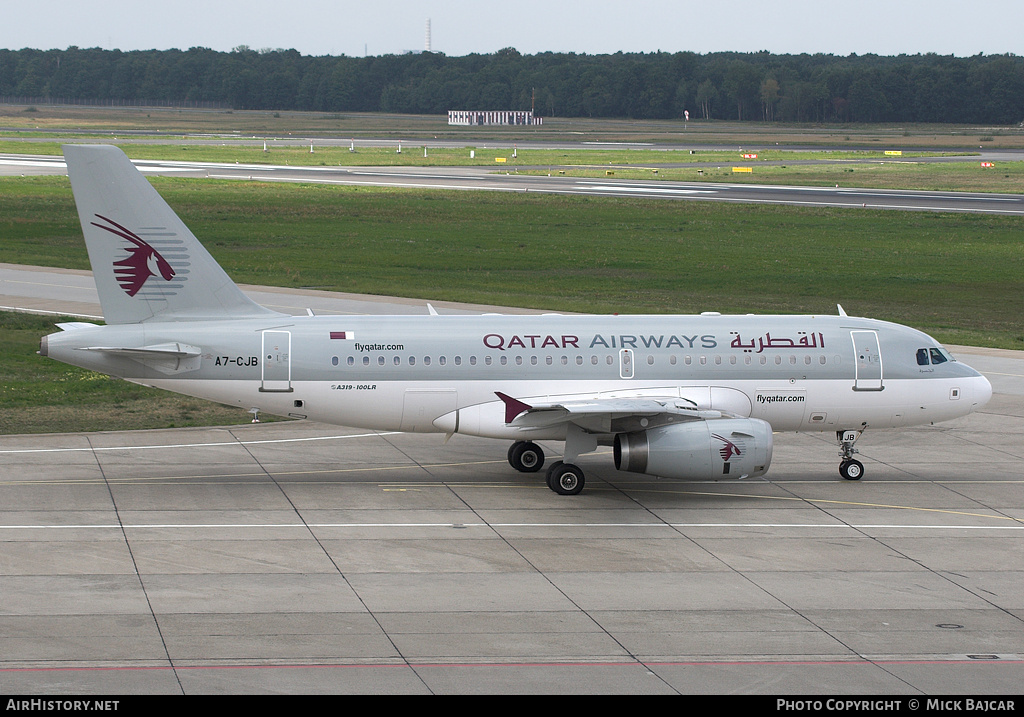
<box><xmin>63</xmin><ymin>144</ymin><xmax>283</xmax><ymax>324</ymax></box>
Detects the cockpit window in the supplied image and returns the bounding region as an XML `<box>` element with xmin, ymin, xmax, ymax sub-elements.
<box><xmin>918</xmin><ymin>347</ymin><xmax>954</xmax><ymax>365</ymax></box>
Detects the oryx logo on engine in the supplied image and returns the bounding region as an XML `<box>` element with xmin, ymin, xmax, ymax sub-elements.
<box><xmin>712</xmin><ymin>433</ymin><xmax>743</xmax><ymax>462</ymax></box>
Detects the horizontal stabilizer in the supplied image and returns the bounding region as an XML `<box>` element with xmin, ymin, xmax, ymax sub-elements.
<box><xmin>55</xmin><ymin>322</ymin><xmax>101</xmax><ymax>331</ymax></box>
<box><xmin>76</xmin><ymin>342</ymin><xmax>202</xmax><ymax>374</ymax></box>
<box><xmin>76</xmin><ymin>342</ymin><xmax>201</xmax><ymax>358</ymax></box>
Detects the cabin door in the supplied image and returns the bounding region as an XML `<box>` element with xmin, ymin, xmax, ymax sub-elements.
<box><xmin>851</xmin><ymin>330</ymin><xmax>883</xmax><ymax>391</ymax></box>
<box><xmin>261</xmin><ymin>330</ymin><xmax>293</xmax><ymax>392</ymax></box>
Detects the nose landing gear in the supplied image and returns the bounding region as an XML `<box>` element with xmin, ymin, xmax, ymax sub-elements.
<box><xmin>838</xmin><ymin>429</ymin><xmax>865</xmax><ymax>480</ymax></box>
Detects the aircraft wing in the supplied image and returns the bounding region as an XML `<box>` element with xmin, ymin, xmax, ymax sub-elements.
<box><xmin>495</xmin><ymin>391</ymin><xmax>723</xmax><ymax>434</ymax></box>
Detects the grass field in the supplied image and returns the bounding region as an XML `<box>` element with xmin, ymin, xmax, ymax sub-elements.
<box><xmin>3</xmin><ymin>105</ymin><xmax>1023</xmax><ymax>148</ymax></box>
<box><xmin>3</xmin><ymin>175</ymin><xmax>1021</xmax><ymax>348</ymax></box>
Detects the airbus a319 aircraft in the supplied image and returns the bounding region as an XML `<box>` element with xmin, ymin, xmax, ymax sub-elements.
<box><xmin>41</xmin><ymin>145</ymin><xmax>992</xmax><ymax>495</ymax></box>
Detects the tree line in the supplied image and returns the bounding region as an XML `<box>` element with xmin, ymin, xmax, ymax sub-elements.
<box><xmin>1</xmin><ymin>45</ymin><xmax>1022</xmax><ymax>124</ymax></box>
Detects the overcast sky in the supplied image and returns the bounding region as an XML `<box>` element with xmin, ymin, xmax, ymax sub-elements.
<box><xmin>3</xmin><ymin>0</ymin><xmax>1021</xmax><ymax>58</ymax></box>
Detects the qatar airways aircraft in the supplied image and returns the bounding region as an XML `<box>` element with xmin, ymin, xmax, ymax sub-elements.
<box><xmin>41</xmin><ymin>145</ymin><xmax>992</xmax><ymax>495</ymax></box>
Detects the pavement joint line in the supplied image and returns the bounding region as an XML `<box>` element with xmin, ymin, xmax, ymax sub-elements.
<box><xmin>1</xmin><ymin>522</ymin><xmax>1022</xmax><ymax>532</ymax></box>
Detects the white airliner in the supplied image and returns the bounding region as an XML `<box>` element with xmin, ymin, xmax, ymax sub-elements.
<box><xmin>41</xmin><ymin>145</ymin><xmax>993</xmax><ymax>495</ymax></box>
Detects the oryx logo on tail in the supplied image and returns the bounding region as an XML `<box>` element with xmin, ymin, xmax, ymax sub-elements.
<box><xmin>92</xmin><ymin>214</ymin><xmax>176</xmax><ymax>297</ymax></box>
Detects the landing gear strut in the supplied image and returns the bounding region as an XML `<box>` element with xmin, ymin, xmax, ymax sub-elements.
<box><xmin>838</xmin><ymin>429</ymin><xmax>865</xmax><ymax>480</ymax></box>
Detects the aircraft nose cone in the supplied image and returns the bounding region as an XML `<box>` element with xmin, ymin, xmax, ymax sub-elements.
<box><xmin>974</xmin><ymin>374</ymin><xmax>993</xmax><ymax>409</ymax></box>
<box><xmin>974</xmin><ymin>372</ymin><xmax>991</xmax><ymax>405</ymax></box>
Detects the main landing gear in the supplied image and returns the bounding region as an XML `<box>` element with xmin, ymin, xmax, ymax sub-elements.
<box><xmin>507</xmin><ymin>440</ymin><xmax>586</xmax><ymax>496</ymax></box>
<box><xmin>545</xmin><ymin>461</ymin><xmax>586</xmax><ymax>496</ymax></box>
<box><xmin>838</xmin><ymin>430</ymin><xmax>865</xmax><ymax>481</ymax></box>
<box><xmin>507</xmin><ymin>440</ymin><xmax>545</xmax><ymax>473</ymax></box>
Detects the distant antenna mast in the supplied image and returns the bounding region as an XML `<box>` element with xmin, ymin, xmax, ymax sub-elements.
<box><xmin>425</xmin><ymin>18</ymin><xmax>431</xmax><ymax>52</ymax></box>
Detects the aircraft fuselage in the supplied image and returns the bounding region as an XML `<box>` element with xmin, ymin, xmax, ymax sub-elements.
<box><xmin>43</xmin><ymin>312</ymin><xmax>991</xmax><ymax>441</ymax></box>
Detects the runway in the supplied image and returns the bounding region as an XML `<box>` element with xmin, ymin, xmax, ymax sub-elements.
<box><xmin>1</xmin><ymin>277</ymin><xmax>1023</xmax><ymax>694</ymax></box>
<box><xmin>3</xmin><ymin>151</ymin><xmax>1024</xmax><ymax>215</ymax></box>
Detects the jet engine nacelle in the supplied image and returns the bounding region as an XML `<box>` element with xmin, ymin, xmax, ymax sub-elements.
<box><xmin>614</xmin><ymin>418</ymin><xmax>773</xmax><ymax>480</ymax></box>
